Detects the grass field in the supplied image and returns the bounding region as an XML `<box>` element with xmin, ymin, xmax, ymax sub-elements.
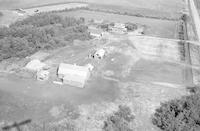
<box><xmin>58</xmin><ymin>10</ymin><xmax>178</xmax><ymax>38</ymax></box>
<box><xmin>89</xmin><ymin>4</ymin><xmax>181</xmax><ymax>20</ymax></box>
<box><xmin>0</xmin><ymin>0</ymin><xmax>184</xmax><ymax>13</ymax></box>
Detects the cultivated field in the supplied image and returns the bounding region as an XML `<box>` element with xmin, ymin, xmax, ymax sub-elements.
<box><xmin>24</xmin><ymin>3</ymin><xmax>88</xmax><ymax>15</ymax></box>
<box><xmin>0</xmin><ymin>0</ymin><xmax>184</xmax><ymax>13</ymax></box>
<box><xmin>0</xmin><ymin>3</ymin><xmax>88</xmax><ymax>27</ymax></box>
<box><xmin>89</xmin><ymin>4</ymin><xmax>182</xmax><ymax>20</ymax></box>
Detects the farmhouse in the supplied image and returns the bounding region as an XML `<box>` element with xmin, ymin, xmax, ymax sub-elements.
<box><xmin>88</xmin><ymin>27</ymin><xmax>103</xmax><ymax>38</ymax></box>
<box><xmin>57</xmin><ymin>63</ymin><xmax>90</xmax><ymax>88</ymax></box>
<box><xmin>93</xmin><ymin>19</ymin><xmax>104</xmax><ymax>24</ymax></box>
<box><xmin>110</xmin><ymin>22</ymin><xmax>127</xmax><ymax>34</ymax></box>
<box><xmin>16</xmin><ymin>8</ymin><xmax>26</xmax><ymax>14</ymax></box>
<box><xmin>114</xmin><ymin>23</ymin><xmax>126</xmax><ymax>29</ymax></box>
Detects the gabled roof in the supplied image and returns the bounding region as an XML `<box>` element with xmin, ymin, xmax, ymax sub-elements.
<box><xmin>88</xmin><ymin>28</ymin><xmax>102</xmax><ymax>35</ymax></box>
<box><xmin>58</xmin><ymin>63</ymin><xmax>89</xmax><ymax>77</ymax></box>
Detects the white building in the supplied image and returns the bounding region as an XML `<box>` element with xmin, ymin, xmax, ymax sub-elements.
<box><xmin>37</xmin><ymin>70</ymin><xmax>49</xmax><ymax>81</ymax></box>
<box><xmin>93</xmin><ymin>19</ymin><xmax>104</xmax><ymax>24</ymax></box>
<box><xmin>114</xmin><ymin>23</ymin><xmax>126</xmax><ymax>29</ymax></box>
<box><xmin>88</xmin><ymin>27</ymin><xmax>103</xmax><ymax>38</ymax></box>
<box><xmin>94</xmin><ymin>49</ymin><xmax>106</xmax><ymax>59</ymax></box>
<box><xmin>110</xmin><ymin>22</ymin><xmax>127</xmax><ymax>34</ymax></box>
<box><xmin>57</xmin><ymin>63</ymin><xmax>90</xmax><ymax>88</ymax></box>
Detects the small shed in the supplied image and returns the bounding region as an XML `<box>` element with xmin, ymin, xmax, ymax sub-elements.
<box><xmin>114</xmin><ymin>23</ymin><xmax>126</xmax><ymax>28</ymax></box>
<box><xmin>93</xmin><ymin>19</ymin><xmax>104</xmax><ymax>24</ymax></box>
<box><xmin>94</xmin><ymin>49</ymin><xmax>106</xmax><ymax>59</ymax></box>
<box><xmin>57</xmin><ymin>63</ymin><xmax>90</xmax><ymax>88</ymax></box>
<box><xmin>37</xmin><ymin>70</ymin><xmax>49</xmax><ymax>81</ymax></box>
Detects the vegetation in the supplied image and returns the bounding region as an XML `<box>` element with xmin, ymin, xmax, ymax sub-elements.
<box><xmin>103</xmin><ymin>105</ymin><xmax>134</xmax><ymax>131</ymax></box>
<box><xmin>0</xmin><ymin>12</ymin><xmax>91</xmax><ymax>61</ymax></box>
<box><xmin>152</xmin><ymin>86</ymin><xmax>200</xmax><ymax>131</ymax></box>
<box><xmin>0</xmin><ymin>11</ymin><xmax>3</xmax><ymax>17</ymax></box>
<box><xmin>125</xmin><ymin>23</ymin><xmax>138</xmax><ymax>31</ymax></box>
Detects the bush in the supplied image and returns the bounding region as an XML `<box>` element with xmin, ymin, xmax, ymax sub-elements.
<box><xmin>152</xmin><ymin>87</ymin><xmax>200</xmax><ymax>131</ymax></box>
<box><xmin>125</xmin><ymin>23</ymin><xmax>138</xmax><ymax>31</ymax></box>
<box><xmin>103</xmin><ymin>105</ymin><xmax>134</xmax><ymax>131</ymax></box>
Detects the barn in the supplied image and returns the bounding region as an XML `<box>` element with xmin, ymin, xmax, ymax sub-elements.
<box><xmin>57</xmin><ymin>63</ymin><xmax>90</xmax><ymax>88</ymax></box>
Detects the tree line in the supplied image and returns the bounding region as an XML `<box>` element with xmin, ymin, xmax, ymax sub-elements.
<box><xmin>0</xmin><ymin>13</ymin><xmax>91</xmax><ymax>61</ymax></box>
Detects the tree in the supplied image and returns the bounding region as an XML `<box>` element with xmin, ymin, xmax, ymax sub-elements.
<box><xmin>0</xmin><ymin>12</ymin><xmax>91</xmax><ymax>61</ymax></box>
<box><xmin>152</xmin><ymin>86</ymin><xmax>200</xmax><ymax>131</ymax></box>
<box><xmin>103</xmin><ymin>105</ymin><xmax>134</xmax><ymax>131</ymax></box>
<box><xmin>125</xmin><ymin>23</ymin><xmax>138</xmax><ymax>31</ymax></box>
<box><xmin>0</xmin><ymin>11</ymin><xmax>3</xmax><ymax>17</ymax></box>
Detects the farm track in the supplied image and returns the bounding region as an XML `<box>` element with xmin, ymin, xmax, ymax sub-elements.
<box><xmin>183</xmin><ymin>19</ymin><xmax>194</xmax><ymax>86</ymax></box>
<box><xmin>22</xmin><ymin>1</ymin><xmax>87</xmax><ymax>9</ymax></box>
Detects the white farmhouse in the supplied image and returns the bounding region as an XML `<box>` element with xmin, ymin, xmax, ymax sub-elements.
<box><xmin>88</xmin><ymin>28</ymin><xmax>103</xmax><ymax>38</ymax></box>
<box><xmin>57</xmin><ymin>63</ymin><xmax>90</xmax><ymax>88</ymax></box>
<box><xmin>110</xmin><ymin>22</ymin><xmax>127</xmax><ymax>34</ymax></box>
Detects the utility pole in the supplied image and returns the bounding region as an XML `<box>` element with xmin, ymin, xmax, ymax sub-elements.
<box><xmin>189</xmin><ymin>0</ymin><xmax>200</xmax><ymax>41</ymax></box>
<box><xmin>2</xmin><ymin>119</ymin><xmax>31</xmax><ymax>131</ymax></box>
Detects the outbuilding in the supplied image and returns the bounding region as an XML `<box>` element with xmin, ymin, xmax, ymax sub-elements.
<box><xmin>89</xmin><ymin>28</ymin><xmax>103</xmax><ymax>38</ymax></box>
<box><xmin>37</xmin><ymin>70</ymin><xmax>49</xmax><ymax>81</ymax></box>
<box><xmin>94</xmin><ymin>49</ymin><xmax>106</xmax><ymax>59</ymax></box>
<box><xmin>57</xmin><ymin>63</ymin><xmax>90</xmax><ymax>88</ymax></box>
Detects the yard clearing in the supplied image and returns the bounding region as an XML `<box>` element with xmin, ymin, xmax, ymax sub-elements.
<box><xmin>0</xmin><ymin>35</ymin><xmax>190</xmax><ymax>130</ymax></box>
<box><xmin>0</xmin><ymin>0</ymin><xmax>190</xmax><ymax>131</ymax></box>
<box><xmin>59</xmin><ymin>10</ymin><xmax>178</xmax><ymax>38</ymax></box>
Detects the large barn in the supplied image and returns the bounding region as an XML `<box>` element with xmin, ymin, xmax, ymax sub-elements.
<box><xmin>57</xmin><ymin>63</ymin><xmax>90</xmax><ymax>88</ymax></box>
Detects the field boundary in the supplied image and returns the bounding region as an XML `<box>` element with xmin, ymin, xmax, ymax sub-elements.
<box><xmin>82</xmin><ymin>7</ymin><xmax>180</xmax><ymax>21</ymax></box>
<box><xmin>21</xmin><ymin>1</ymin><xmax>87</xmax><ymax>10</ymax></box>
